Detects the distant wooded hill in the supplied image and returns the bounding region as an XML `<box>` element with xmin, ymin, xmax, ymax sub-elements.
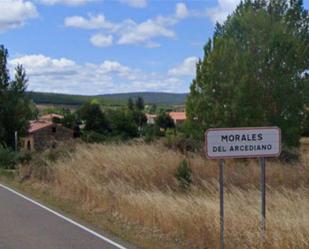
<box><xmin>27</xmin><ymin>92</ymin><xmax>188</xmax><ymax>106</ymax></box>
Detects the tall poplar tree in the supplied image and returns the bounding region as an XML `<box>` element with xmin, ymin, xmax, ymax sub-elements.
<box><xmin>186</xmin><ymin>0</ymin><xmax>309</xmax><ymax>147</ymax></box>
<box><xmin>0</xmin><ymin>45</ymin><xmax>33</xmax><ymax>147</ymax></box>
<box><xmin>0</xmin><ymin>45</ymin><xmax>10</xmax><ymax>143</ymax></box>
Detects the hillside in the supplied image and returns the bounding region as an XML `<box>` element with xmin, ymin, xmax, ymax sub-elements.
<box><xmin>98</xmin><ymin>92</ymin><xmax>187</xmax><ymax>105</ymax></box>
<box><xmin>27</xmin><ymin>92</ymin><xmax>188</xmax><ymax>106</ymax></box>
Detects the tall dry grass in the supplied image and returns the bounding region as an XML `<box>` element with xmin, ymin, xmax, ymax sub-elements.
<box><xmin>19</xmin><ymin>142</ymin><xmax>309</xmax><ymax>249</ymax></box>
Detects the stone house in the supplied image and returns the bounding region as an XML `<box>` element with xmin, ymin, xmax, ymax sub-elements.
<box><xmin>169</xmin><ymin>112</ymin><xmax>186</xmax><ymax>125</ymax></box>
<box><xmin>146</xmin><ymin>114</ymin><xmax>157</xmax><ymax>124</ymax></box>
<box><xmin>146</xmin><ymin>112</ymin><xmax>187</xmax><ymax>126</ymax></box>
<box><xmin>22</xmin><ymin>120</ymin><xmax>74</xmax><ymax>151</ymax></box>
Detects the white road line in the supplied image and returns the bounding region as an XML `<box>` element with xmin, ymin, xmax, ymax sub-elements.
<box><xmin>0</xmin><ymin>183</ymin><xmax>128</xmax><ymax>249</ymax></box>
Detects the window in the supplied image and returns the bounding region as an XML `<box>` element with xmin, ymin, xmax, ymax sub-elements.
<box><xmin>52</xmin><ymin>126</ymin><xmax>56</xmax><ymax>133</ymax></box>
<box><xmin>27</xmin><ymin>140</ymin><xmax>31</xmax><ymax>151</ymax></box>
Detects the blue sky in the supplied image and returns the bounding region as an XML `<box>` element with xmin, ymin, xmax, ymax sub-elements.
<box><xmin>1</xmin><ymin>0</ymin><xmax>308</xmax><ymax>95</ymax></box>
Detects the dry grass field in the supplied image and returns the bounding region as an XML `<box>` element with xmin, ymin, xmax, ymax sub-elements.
<box><xmin>17</xmin><ymin>141</ymin><xmax>309</xmax><ymax>249</ymax></box>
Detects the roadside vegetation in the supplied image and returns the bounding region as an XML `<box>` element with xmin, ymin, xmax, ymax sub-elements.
<box><xmin>11</xmin><ymin>141</ymin><xmax>309</xmax><ymax>249</ymax></box>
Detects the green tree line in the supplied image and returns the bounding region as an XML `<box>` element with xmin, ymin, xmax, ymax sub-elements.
<box><xmin>186</xmin><ymin>0</ymin><xmax>309</xmax><ymax>147</ymax></box>
<box><xmin>58</xmin><ymin>96</ymin><xmax>177</xmax><ymax>143</ymax></box>
<box><xmin>0</xmin><ymin>45</ymin><xmax>36</xmax><ymax>148</ymax></box>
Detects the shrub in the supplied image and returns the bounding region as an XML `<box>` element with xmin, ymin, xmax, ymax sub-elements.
<box><xmin>142</xmin><ymin>124</ymin><xmax>161</xmax><ymax>143</ymax></box>
<box><xmin>81</xmin><ymin>131</ymin><xmax>107</xmax><ymax>143</ymax></box>
<box><xmin>165</xmin><ymin>131</ymin><xmax>201</xmax><ymax>153</ymax></box>
<box><xmin>175</xmin><ymin>159</ymin><xmax>192</xmax><ymax>190</ymax></box>
<box><xmin>0</xmin><ymin>146</ymin><xmax>19</xmax><ymax>169</ymax></box>
<box><xmin>18</xmin><ymin>151</ymin><xmax>32</xmax><ymax>164</ymax></box>
<box><xmin>279</xmin><ymin>146</ymin><xmax>300</xmax><ymax>163</ymax></box>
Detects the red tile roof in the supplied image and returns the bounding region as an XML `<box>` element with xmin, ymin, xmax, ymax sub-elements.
<box><xmin>28</xmin><ymin>120</ymin><xmax>53</xmax><ymax>134</ymax></box>
<box><xmin>169</xmin><ymin>112</ymin><xmax>186</xmax><ymax>121</ymax></box>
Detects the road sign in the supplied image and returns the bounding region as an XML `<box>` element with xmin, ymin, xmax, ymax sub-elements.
<box><xmin>205</xmin><ymin>127</ymin><xmax>281</xmax><ymax>159</ymax></box>
<box><xmin>205</xmin><ymin>127</ymin><xmax>281</xmax><ymax>249</ymax></box>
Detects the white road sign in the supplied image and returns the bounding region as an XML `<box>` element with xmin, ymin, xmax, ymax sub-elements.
<box><xmin>205</xmin><ymin>127</ymin><xmax>281</xmax><ymax>159</ymax></box>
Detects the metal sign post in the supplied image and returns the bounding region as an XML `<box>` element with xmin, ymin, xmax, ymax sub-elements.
<box><xmin>219</xmin><ymin>159</ymin><xmax>225</xmax><ymax>249</ymax></box>
<box><xmin>259</xmin><ymin>157</ymin><xmax>266</xmax><ymax>237</ymax></box>
<box><xmin>14</xmin><ymin>131</ymin><xmax>18</xmax><ymax>152</ymax></box>
<box><xmin>205</xmin><ymin>127</ymin><xmax>281</xmax><ymax>249</ymax></box>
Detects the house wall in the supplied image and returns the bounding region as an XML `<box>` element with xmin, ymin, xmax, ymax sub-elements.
<box><xmin>147</xmin><ymin>117</ymin><xmax>156</xmax><ymax>124</ymax></box>
<box><xmin>32</xmin><ymin>125</ymin><xmax>73</xmax><ymax>151</ymax></box>
<box><xmin>21</xmin><ymin>136</ymin><xmax>34</xmax><ymax>151</ymax></box>
<box><xmin>174</xmin><ymin>119</ymin><xmax>185</xmax><ymax>125</ymax></box>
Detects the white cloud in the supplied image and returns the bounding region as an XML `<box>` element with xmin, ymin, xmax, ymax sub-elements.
<box><xmin>168</xmin><ymin>57</ymin><xmax>198</xmax><ymax>77</ymax></box>
<box><xmin>40</xmin><ymin>0</ymin><xmax>147</xmax><ymax>7</ymax></box>
<box><xmin>9</xmin><ymin>54</ymin><xmax>76</xmax><ymax>75</ymax></box>
<box><xmin>119</xmin><ymin>0</ymin><xmax>147</xmax><ymax>8</ymax></box>
<box><xmin>9</xmin><ymin>55</ymin><xmax>119</xmax><ymax>94</ymax></box>
<box><xmin>98</xmin><ymin>60</ymin><xmax>131</xmax><ymax>76</ymax></box>
<box><xmin>117</xmin><ymin>4</ymin><xmax>191</xmax><ymax>45</ymax></box>
<box><xmin>117</xmin><ymin>18</ymin><xmax>176</xmax><ymax>45</ymax></box>
<box><xmin>90</xmin><ymin>34</ymin><xmax>113</xmax><ymax>47</ymax></box>
<box><xmin>38</xmin><ymin>0</ymin><xmax>94</xmax><ymax>6</ymax></box>
<box><xmin>64</xmin><ymin>2</ymin><xmax>192</xmax><ymax>47</ymax></box>
<box><xmin>65</xmin><ymin>14</ymin><xmax>176</xmax><ymax>47</ymax></box>
<box><xmin>64</xmin><ymin>14</ymin><xmax>117</xmax><ymax>30</ymax></box>
<box><xmin>9</xmin><ymin>54</ymin><xmax>191</xmax><ymax>94</ymax></box>
<box><xmin>175</xmin><ymin>3</ymin><xmax>189</xmax><ymax>19</ymax></box>
<box><xmin>0</xmin><ymin>0</ymin><xmax>38</xmax><ymax>31</ymax></box>
<box><xmin>207</xmin><ymin>0</ymin><xmax>241</xmax><ymax>24</ymax></box>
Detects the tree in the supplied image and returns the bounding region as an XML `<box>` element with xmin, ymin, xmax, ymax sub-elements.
<box><xmin>131</xmin><ymin>110</ymin><xmax>147</xmax><ymax>129</ymax></box>
<box><xmin>0</xmin><ymin>46</ymin><xmax>9</xmax><ymax>144</ymax></box>
<box><xmin>28</xmin><ymin>100</ymin><xmax>39</xmax><ymax>120</ymax></box>
<box><xmin>127</xmin><ymin>96</ymin><xmax>146</xmax><ymax>133</ymax></box>
<box><xmin>186</xmin><ymin>0</ymin><xmax>309</xmax><ymax>147</ymax></box>
<box><xmin>5</xmin><ymin>65</ymin><xmax>33</xmax><ymax>145</ymax></box>
<box><xmin>127</xmin><ymin>97</ymin><xmax>134</xmax><ymax>111</ymax></box>
<box><xmin>149</xmin><ymin>104</ymin><xmax>157</xmax><ymax>114</ymax></box>
<box><xmin>0</xmin><ymin>45</ymin><xmax>9</xmax><ymax>92</ymax></box>
<box><xmin>0</xmin><ymin>46</ymin><xmax>33</xmax><ymax>147</ymax></box>
<box><xmin>77</xmin><ymin>103</ymin><xmax>110</xmax><ymax>134</ymax></box>
<box><xmin>135</xmin><ymin>96</ymin><xmax>145</xmax><ymax>111</ymax></box>
<box><xmin>305</xmin><ymin>71</ymin><xmax>309</xmax><ymax>106</ymax></box>
<box><xmin>155</xmin><ymin>112</ymin><xmax>175</xmax><ymax>130</ymax></box>
<box><xmin>107</xmin><ymin>109</ymin><xmax>138</xmax><ymax>139</ymax></box>
<box><xmin>60</xmin><ymin>109</ymin><xmax>79</xmax><ymax>129</ymax></box>
<box><xmin>57</xmin><ymin>109</ymin><xmax>80</xmax><ymax>138</ymax></box>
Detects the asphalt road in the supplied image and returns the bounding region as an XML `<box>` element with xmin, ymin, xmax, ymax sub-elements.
<box><xmin>0</xmin><ymin>184</ymin><xmax>132</xmax><ymax>249</ymax></box>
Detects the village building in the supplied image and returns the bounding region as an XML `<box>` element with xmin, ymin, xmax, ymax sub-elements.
<box><xmin>146</xmin><ymin>114</ymin><xmax>157</xmax><ymax>124</ymax></box>
<box><xmin>146</xmin><ymin>112</ymin><xmax>187</xmax><ymax>125</ymax></box>
<box><xmin>169</xmin><ymin>112</ymin><xmax>186</xmax><ymax>125</ymax></box>
<box><xmin>22</xmin><ymin>115</ymin><xmax>74</xmax><ymax>151</ymax></box>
